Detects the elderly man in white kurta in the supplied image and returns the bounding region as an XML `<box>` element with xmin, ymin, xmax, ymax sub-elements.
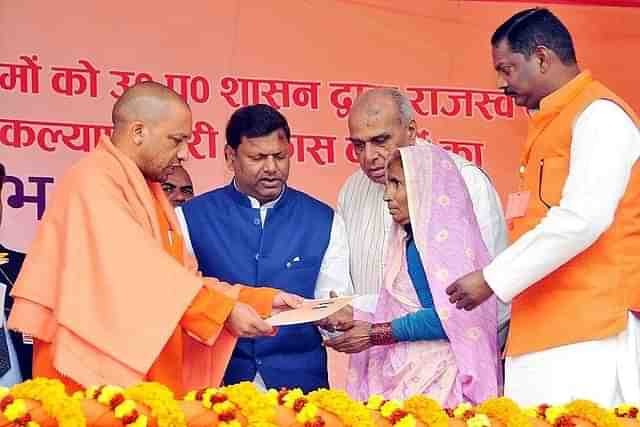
<box><xmin>329</xmin><ymin>88</ymin><xmax>510</xmax><ymax>349</ymax></box>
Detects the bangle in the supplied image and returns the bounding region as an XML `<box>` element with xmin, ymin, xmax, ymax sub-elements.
<box><xmin>370</xmin><ymin>322</ymin><xmax>397</xmax><ymax>346</ymax></box>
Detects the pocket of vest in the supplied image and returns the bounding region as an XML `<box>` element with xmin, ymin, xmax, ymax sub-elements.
<box><xmin>539</xmin><ymin>156</ymin><xmax>569</xmax><ymax>208</ymax></box>
<box><xmin>285</xmin><ymin>255</ymin><xmax>321</xmax><ymax>270</ymax></box>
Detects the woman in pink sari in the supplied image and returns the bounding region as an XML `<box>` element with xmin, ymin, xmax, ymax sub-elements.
<box><xmin>331</xmin><ymin>144</ymin><xmax>499</xmax><ymax>406</ymax></box>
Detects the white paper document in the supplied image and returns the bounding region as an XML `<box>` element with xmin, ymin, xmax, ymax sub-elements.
<box><xmin>265</xmin><ymin>296</ymin><xmax>354</xmax><ymax>326</ymax></box>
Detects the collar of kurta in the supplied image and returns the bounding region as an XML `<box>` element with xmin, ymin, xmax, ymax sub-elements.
<box><xmin>227</xmin><ymin>179</ymin><xmax>289</xmax><ymax>210</ymax></box>
<box><xmin>532</xmin><ymin>70</ymin><xmax>593</xmax><ymax>121</ymax></box>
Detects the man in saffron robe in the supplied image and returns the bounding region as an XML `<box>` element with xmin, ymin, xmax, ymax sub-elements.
<box><xmin>7</xmin><ymin>82</ymin><xmax>301</xmax><ymax>396</ymax></box>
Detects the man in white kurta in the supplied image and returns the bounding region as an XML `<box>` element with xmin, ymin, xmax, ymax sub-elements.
<box><xmin>446</xmin><ymin>7</ymin><xmax>640</xmax><ymax>406</ymax></box>
<box><xmin>332</xmin><ymin>88</ymin><xmax>510</xmax><ymax>348</ymax></box>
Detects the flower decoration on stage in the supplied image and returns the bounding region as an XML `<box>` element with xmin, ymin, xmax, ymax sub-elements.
<box><xmin>403</xmin><ymin>395</ymin><xmax>449</xmax><ymax>427</ymax></box>
<box><xmin>307</xmin><ymin>389</ymin><xmax>376</xmax><ymax>427</ymax></box>
<box><xmin>364</xmin><ymin>395</ymin><xmax>418</xmax><ymax>427</ymax></box>
<box><xmin>450</xmin><ymin>402</ymin><xmax>477</xmax><ymax>421</ymax></box>
<box><xmin>10</xmin><ymin>377</ymin><xmax>86</xmax><ymax>427</ymax></box>
<box><xmin>3</xmin><ymin>378</ymin><xmax>640</xmax><ymax>427</ymax></box>
<box><xmin>274</xmin><ymin>388</ymin><xmax>324</xmax><ymax>426</ymax></box>
<box><xmin>476</xmin><ymin>397</ymin><xmax>532</xmax><ymax>427</ymax></box>
<box><xmin>560</xmin><ymin>400</ymin><xmax>620</xmax><ymax>427</ymax></box>
<box><xmin>614</xmin><ymin>404</ymin><xmax>640</xmax><ymax>420</ymax></box>
<box><xmin>467</xmin><ymin>413</ymin><xmax>492</xmax><ymax>427</ymax></box>
<box><xmin>184</xmin><ymin>387</ymin><xmax>241</xmax><ymax>427</ymax></box>
<box><xmin>0</xmin><ymin>387</ymin><xmax>37</xmax><ymax>427</ymax></box>
<box><xmin>124</xmin><ymin>382</ymin><xmax>186</xmax><ymax>427</ymax></box>
<box><xmin>220</xmin><ymin>382</ymin><xmax>277</xmax><ymax>427</ymax></box>
<box><xmin>80</xmin><ymin>385</ymin><xmax>147</xmax><ymax>427</ymax></box>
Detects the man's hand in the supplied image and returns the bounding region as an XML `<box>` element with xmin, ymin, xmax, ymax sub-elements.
<box><xmin>225</xmin><ymin>302</ymin><xmax>276</xmax><ymax>337</ymax></box>
<box><xmin>324</xmin><ymin>320</ymin><xmax>372</xmax><ymax>354</ymax></box>
<box><xmin>271</xmin><ymin>291</ymin><xmax>304</xmax><ymax>314</ymax></box>
<box><xmin>315</xmin><ymin>290</ymin><xmax>354</xmax><ymax>332</ymax></box>
<box><xmin>446</xmin><ymin>270</ymin><xmax>494</xmax><ymax>311</ymax></box>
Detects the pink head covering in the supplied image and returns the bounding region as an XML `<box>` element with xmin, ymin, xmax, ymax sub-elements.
<box><xmin>347</xmin><ymin>144</ymin><xmax>499</xmax><ymax>405</ymax></box>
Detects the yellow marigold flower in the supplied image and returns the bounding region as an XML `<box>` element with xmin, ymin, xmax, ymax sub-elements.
<box><xmin>565</xmin><ymin>399</ymin><xmax>619</xmax><ymax>427</ymax></box>
<box><xmin>129</xmin><ymin>414</ymin><xmax>148</xmax><ymax>427</ymax></box>
<box><xmin>184</xmin><ymin>391</ymin><xmax>197</xmax><ymax>401</ymax></box>
<box><xmin>10</xmin><ymin>378</ymin><xmax>85</xmax><ymax>427</ymax></box>
<box><xmin>403</xmin><ymin>396</ymin><xmax>448</xmax><ymax>427</ymax></box>
<box><xmin>282</xmin><ymin>389</ymin><xmax>304</xmax><ymax>409</ymax></box>
<box><xmin>467</xmin><ymin>413</ymin><xmax>491</xmax><ymax>427</ymax></box>
<box><xmin>85</xmin><ymin>386</ymin><xmax>100</xmax><ymax>400</ymax></box>
<box><xmin>27</xmin><ymin>422</ymin><xmax>40</xmax><ymax>427</ymax></box>
<box><xmin>296</xmin><ymin>402</ymin><xmax>319</xmax><ymax>423</ymax></box>
<box><xmin>222</xmin><ymin>382</ymin><xmax>277</xmax><ymax>427</ymax></box>
<box><xmin>98</xmin><ymin>385</ymin><xmax>124</xmax><ymax>405</ymax></box>
<box><xmin>454</xmin><ymin>403</ymin><xmax>474</xmax><ymax>419</ymax></box>
<box><xmin>0</xmin><ymin>387</ymin><xmax>9</xmax><ymax>399</ymax></box>
<box><xmin>5</xmin><ymin>398</ymin><xmax>28</xmax><ymax>421</ymax></box>
<box><xmin>476</xmin><ymin>397</ymin><xmax>530</xmax><ymax>427</ymax></box>
<box><xmin>72</xmin><ymin>391</ymin><xmax>84</xmax><ymax>400</ymax></box>
<box><xmin>124</xmin><ymin>382</ymin><xmax>186</xmax><ymax>427</ymax></box>
<box><xmin>366</xmin><ymin>394</ymin><xmax>385</xmax><ymax>410</ymax></box>
<box><xmin>219</xmin><ymin>421</ymin><xmax>242</xmax><ymax>427</ymax></box>
<box><xmin>616</xmin><ymin>404</ymin><xmax>631</xmax><ymax>415</ymax></box>
<box><xmin>265</xmin><ymin>389</ymin><xmax>279</xmax><ymax>407</ymax></box>
<box><xmin>380</xmin><ymin>400</ymin><xmax>402</xmax><ymax>418</ymax></box>
<box><xmin>396</xmin><ymin>414</ymin><xmax>418</xmax><ymax>427</ymax></box>
<box><xmin>307</xmin><ymin>389</ymin><xmax>375</xmax><ymax>427</ymax></box>
<box><xmin>114</xmin><ymin>399</ymin><xmax>137</xmax><ymax>418</ymax></box>
<box><xmin>202</xmin><ymin>388</ymin><xmax>218</xmax><ymax>409</ymax></box>
<box><xmin>523</xmin><ymin>407</ymin><xmax>538</xmax><ymax>418</ymax></box>
<box><xmin>213</xmin><ymin>400</ymin><xmax>235</xmax><ymax>414</ymax></box>
<box><xmin>545</xmin><ymin>406</ymin><xmax>568</xmax><ymax>425</ymax></box>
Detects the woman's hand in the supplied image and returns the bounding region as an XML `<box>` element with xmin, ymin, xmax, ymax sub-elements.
<box><xmin>323</xmin><ymin>320</ymin><xmax>372</xmax><ymax>353</ymax></box>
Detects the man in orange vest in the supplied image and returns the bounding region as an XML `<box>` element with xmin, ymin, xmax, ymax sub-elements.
<box><xmin>446</xmin><ymin>8</ymin><xmax>640</xmax><ymax>406</ymax></box>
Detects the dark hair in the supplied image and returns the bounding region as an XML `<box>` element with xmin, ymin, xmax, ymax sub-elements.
<box><xmin>225</xmin><ymin>104</ymin><xmax>291</xmax><ymax>149</ymax></box>
<box><xmin>491</xmin><ymin>8</ymin><xmax>577</xmax><ymax>65</ymax></box>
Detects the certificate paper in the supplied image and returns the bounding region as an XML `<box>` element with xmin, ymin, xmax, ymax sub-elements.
<box><xmin>265</xmin><ymin>296</ymin><xmax>354</xmax><ymax>326</ymax></box>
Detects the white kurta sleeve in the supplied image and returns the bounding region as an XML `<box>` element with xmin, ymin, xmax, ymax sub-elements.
<box><xmin>484</xmin><ymin>100</ymin><xmax>640</xmax><ymax>303</ymax></box>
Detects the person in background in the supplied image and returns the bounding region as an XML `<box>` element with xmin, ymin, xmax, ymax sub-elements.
<box><xmin>0</xmin><ymin>163</ymin><xmax>28</xmax><ymax>385</ymax></box>
<box><xmin>162</xmin><ymin>165</ymin><xmax>195</xmax><ymax>207</ymax></box>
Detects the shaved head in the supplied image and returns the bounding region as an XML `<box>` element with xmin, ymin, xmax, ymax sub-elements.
<box><xmin>110</xmin><ymin>81</ymin><xmax>193</xmax><ymax>183</ymax></box>
<box><xmin>112</xmin><ymin>81</ymin><xmax>190</xmax><ymax>130</ymax></box>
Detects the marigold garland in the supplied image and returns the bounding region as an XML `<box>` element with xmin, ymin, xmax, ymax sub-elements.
<box><xmin>273</xmin><ymin>388</ymin><xmax>324</xmax><ymax>426</ymax></box>
<box><xmin>614</xmin><ymin>404</ymin><xmax>640</xmax><ymax>420</ymax></box>
<box><xmin>124</xmin><ymin>382</ymin><xmax>186</xmax><ymax>427</ymax></box>
<box><xmin>449</xmin><ymin>402</ymin><xmax>477</xmax><ymax>421</ymax></box>
<box><xmin>221</xmin><ymin>382</ymin><xmax>278</xmax><ymax>427</ymax></box>
<box><xmin>184</xmin><ymin>387</ymin><xmax>242</xmax><ymax>427</ymax></box>
<box><xmin>81</xmin><ymin>385</ymin><xmax>148</xmax><ymax>427</ymax></box>
<box><xmin>373</xmin><ymin>399</ymin><xmax>417</xmax><ymax>427</ymax></box>
<box><xmin>403</xmin><ymin>395</ymin><xmax>449</xmax><ymax>427</ymax></box>
<box><xmin>476</xmin><ymin>397</ymin><xmax>533</xmax><ymax>427</ymax></box>
<box><xmin>10</xmin><ymin>377</ymin><xmax>85</xmax><ymax>427</ymax></box>
<box><xmin>562</xmin><ymin>400</ymin><xmax>621</xmax><ymax>427</ymax></box>
<box><xmin>468</xmin><ymin>413</ymin><xmax>492</xmax><ymax>427</ymax></box>
<box><xmin>306</xmin><ymin>389</ymin><xmax>376</xmax><ymax>427</ymax></box>
<box><xmin>0</xmin><ymin>387</ymin><xmax>37</xmax><ymax>427</ymax></box>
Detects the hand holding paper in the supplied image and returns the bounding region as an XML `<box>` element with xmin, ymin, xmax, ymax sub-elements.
<box><xmin>265</xmin><ymin>296</ymin><xmax>354</xmax><ymax>326</ymax></box>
